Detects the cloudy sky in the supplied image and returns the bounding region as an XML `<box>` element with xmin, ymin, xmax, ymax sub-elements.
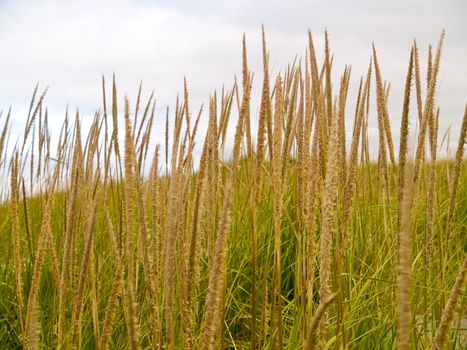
<box><xmin>0</xmin><ymin>0</ymin><xmax>465</xmax><ymax>158</ymax></box>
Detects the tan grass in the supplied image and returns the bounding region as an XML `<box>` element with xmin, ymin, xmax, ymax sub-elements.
<box><xmin>11</xmin><ymin>153</ymin><xmax>24</xmax><ymax>333</ymax></box>
<box><xmin>432</xmin><ymin>258</ymin><xmax>467</xmax><ymax>350</ymax></box>
<box><xmin>2</xmin><ymin>29</ymin><xmax>466</xmax><ymax>350</ymax></box>
<box><xmin>397</xmin><ymin>165</ymin><xmax>414</xmax><ymax>350</ymax></box>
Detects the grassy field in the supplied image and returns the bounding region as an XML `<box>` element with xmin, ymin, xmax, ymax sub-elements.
<box><xmin>0</xmin><ymin>30</ymin><xmax>466</xmax><ymax>349</ymax></box>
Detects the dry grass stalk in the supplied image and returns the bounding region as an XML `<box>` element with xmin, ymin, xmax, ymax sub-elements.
<box><xmin>57</xmin><ymin>117</ymin><xmax>84</xmax><ymax>348</ymax></box>
<box><xmin>413</xmin><ymin>41</ymin><xmax>424</xmax><ymax>125</ymax></box>
<box><xmin>318</xmin><ymin>86</ymin><xmax>340</xmax><ymax>343</ymax></box>
<box><xmin>445</xmin><ymin>104</ymin><xmax>467</xmax><ymax>242</ymax></box>
<box><xmin>397</xmin><ymin>48</ymin><xmax>414</xmax><ymax>231</ymax></box>
<box><xmin>308</xmin><ymin>32</ymin><xmax>327</xmax><ymax>180</ymax></box>
<box><xmin>261</xmin><ymin>27</ymin><xmax>274</xmax><ymax>161</ymax></box>
<box><xmin>148</xmin><ymin>146</ymin><xmax>162</xmax><ymax>335</ymax></box>
<box><xmin>99</xmin><ymin>253</ymin><xmax>124</xmax><ymax>350</ymax></box>
<box><xmin>303</xmin><ymin>292</ymin><xmax>338</xmax><ymax>350</ymax></box>
<box><xmin>337</xmin><ymin>67</ymin><xmax>350</xmax><ymax>182</ymax></box>
<box><xmin>295</xmin><ymin>74</ymin><xmax>308</xmax><ymax>336</ymax></box>
<box><xmin>182</xmin><ymin>138</ymin><xmax>210</xmax><ymax>350</ymax></box>
<box><xmin>201</xmin><ymin>86</ymin><xmax>245</xmax><ymax>350</ymax></box>
<box><xmin>24</xmin><ymin>188</ymin><xmax>54</xmax><ymax>347</ymax></box>
<box><xmin>70</xmin><ymin>189</ymin><xmax>100</xmax><ymax>350</ymax></box>
<box><xmin>219</xmin><ymin>89</ymin><xmax>235</xmax><ymax>155</ymax></box>
<box><xmin>237</xmin><ymin>34</ymin><xmax>261</xmax><ymax>348</ymax></box>
<box><xmin>413</xmin><ymin>32</ymin><xmax>445</xmax><ymax>189</ymax></box>
<box><xmin>324</xmin><ymin>31</ymin><xmax>333</xmax><ymax>134</ymax></box>
<box><xmin>304</xmin><ymin>67</ymin><xmax>324</xmax><ymax>326</ymax></box>
<box><xmin>164</xmin><ymin>99</ymin><xmax>184</xmax><ymax>350</ymax></box>
<box><xmin>123</xmin><ymin>98</ymin><xmax>139</xmax><ymax>350</ymax></box>
<box><xmin>281</xmin><ymin>71</ymin><xmax>299</xmax><ymax>179</ymax></box>
<box><xmin>21</xmin><ymin>87</ymin><xmax>48</xmax><ymax>157</ymax></box>
<box><xmin>431</xmin><ymin>258</ymin><xmax>467</xmax><ymax>350</ymax></box>
<box><xmin>333</xmin><ymin>67</ymin><xmax>351</xmax><ymax>348</ymax></box>
<box><xmin>24</xmin><ymin>142</ymin><xmax>62</xmax><ymax>348</ymax></box>
<box><xmin>242</xmin><ymin>35</ymin><xmax>253</xmax><ymax>159</ymax></box>
<box><xmin>177</xmin><ymin>95</ymin><xmax>198</xmax><ymax>350</ymax></box>
<box><xmin>425</xmin><ymin>106</ymin><xmax>439</xmax><ymax>267</ymax></box>
<box><xmin>89</xmin><ymin>248</ymin><xmax>103</xmax><ymax>336</ymax></box>
<box><xmin>372</xmin><ymin>45</ymin><xmax>390</xmax><ymax>199</ymax></box>
<box><xmin>258</xmin><ymin>26</ymin><xmax>273</xmax><ymax>164</ymax></box>
<box><xmin>296</xmin><ymin>73</ymin><xmax>306</xmax><ymax>223</ymax></box>
<box><xmin>21</xmin><ymin>177</ymin><xmax>34</xmax><ymax>263</ymax></box>
<box><xmin>246</xmin><ymin>38</ymin><xmax>270</xmax><ymax>343</ymax></box>
<box><xmin>111</xmin><ymin>75</ymin><xmax>121</xmax><ymax>162</ymax></box>
<box><xmin>271</xmin><ymin>76</ymin><xmax>285</xmax><ymax>349</ymax></box>
<box><xmin>0</xmin><ymin>111</ymin><xmax>10</xmax><ymax>165</ymax></box>
<box><xmin>360</xmin><ymin>76</ymin><xmax>371</xmax><ymax>167</ymax></box>
<box><xmin>130</xmin><ymin>96</ymin><xmax>164</xmax><ymax>347</ymax></box>
<box><xmin>135</xmin><ymin>166</ymin><xmax>161</xmax><ymax>349</ymax></box>
<box><xmin>150</xmin><ymin>144</ymin><xmax>160</xmax><ymax>259</ymax></box>
<box><xmin>297</xmin><ymin>47</ymin><xmax>318</xmax><ymax>322</ymax></box>
<box><xmin>205</xmin><ymin>95</ymin><xmax>220</xmax><ymax>261</ymax></box>
<box><xmin>304</xmin><ymin>50</ymin><xmax>313</xmax><ymax>134</ymax></box>
<box><xmin>11</xmin><ymin>153</ymin><xmax>25</xmax><ymax>332</ymax></box>
<box><xmin>427</xmin><ymin>45</ymin><xmax>433</xmax><ymax>92</ymax></box>
<box><xmin>397</xmin><ymin>165</ymin><xmax>415</xmax><ymax>350</ymax></box>
<box><xmin>342</xmin><ymin>63</ymin><xmax>371</xmax><ymax>249</ymax></box>
<box><xmin>296</xmin><ymin>67</ymin><xmax>315</xmax><ymax>324</ymax></box>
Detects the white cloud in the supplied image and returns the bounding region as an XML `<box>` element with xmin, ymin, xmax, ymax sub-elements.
<box><xmin>0</xmin><ymin>0</ymin><xmax>465</xmax><ymax>159</ymax></box>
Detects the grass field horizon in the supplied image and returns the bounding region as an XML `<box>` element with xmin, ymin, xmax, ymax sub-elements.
<box><xmin>0</xmin><ymin>29</ymin><xmax>466</xmax><ymax>349</ymax></box>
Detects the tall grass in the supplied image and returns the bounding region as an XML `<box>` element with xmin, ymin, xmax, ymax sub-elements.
<box><xmin>0</xmin><ymin>30</ymin><xmax>466</xmax><ymax>350</ymax></box>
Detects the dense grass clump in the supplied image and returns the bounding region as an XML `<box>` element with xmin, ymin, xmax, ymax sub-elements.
<box><xmin>0</xmin><ymin>29</ymin><xmax>466</xmax><ymax>349</ymax></box>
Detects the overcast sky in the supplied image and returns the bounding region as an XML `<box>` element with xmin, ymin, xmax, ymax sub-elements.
<box><xmin>0</xmin><ymin>0</ymin><xmax>465</xmax><ymax>159</ymax></box>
